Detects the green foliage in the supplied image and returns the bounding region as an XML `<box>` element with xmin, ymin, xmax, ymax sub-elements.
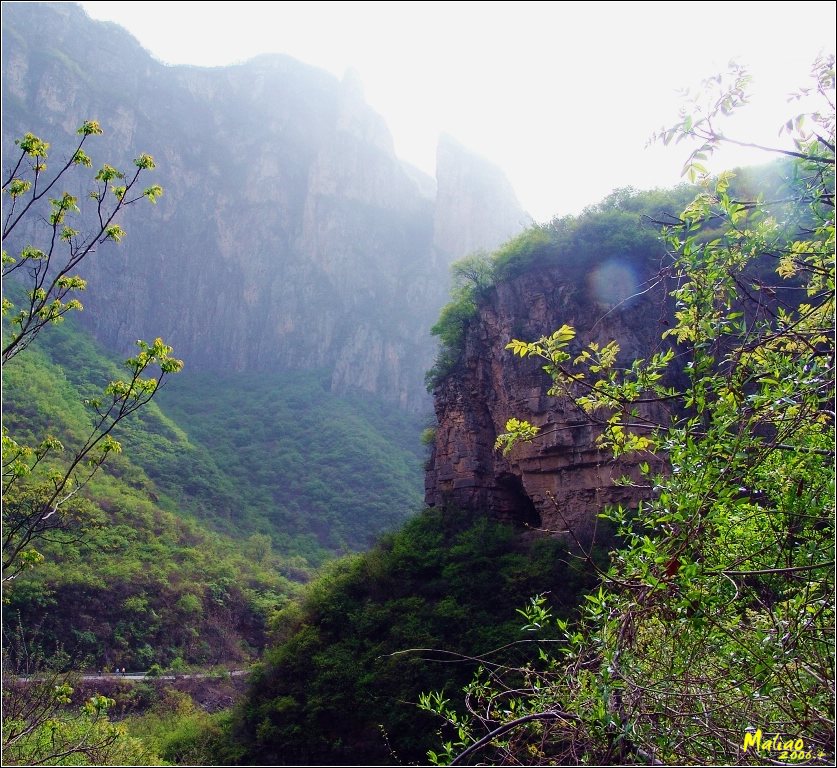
<box><xmin>2</xmin><ymin>305</ymin><xmax>424</xmax><ymax>671</ymax></box>
<box><xmin>156</xmin><ymin>369</ymin><xmax>424</xmax><ymax>555</ymax></box>
<box><xmin>450</xmin><ymin>249</ymin><xmax>496</xmax><ymax>291</ymax></box>
<box><xmin>227</xmin><ymin>508</ymin><xmax>603</xmax><ymax>765</ymax></box>
<box><xmin>2</xmin><ymin>122</ymin><xmax>159</xmax><ymax>363</ymax></box>
<box><xmin>426</xmin><ymin>291</ymin><xmax>479</xmax><ymax>387</ymax></box>
<box><xmin>1</xmin><ymin>665</ymin><xmax>162</xmax><ymax>766</ymax></box>
<box><xmin>425</xmin><ymin>251</ymin><xmax>495</xmax><ymax>388</ymax></box>
<box><xmin>426</xmin><ymin>186</ymin><xmax>701</xmax><ymax>390</ymax></box>
<box><xmin>420</xmin><ymin>426</ymin><xmax>437</xmax><ymax>445</ymax></box>
<box><xmin>125</xmin><ymin>690</ymin><xmax>242</xmax><ymax>765</ymax></box>
<box><xmin>494</xmin><ymin>416</ymin><xmax>542</xmax><ymax>456</ymax></box>
<box><xmin>1</xmin><ymin>124</ymin><xmax>181</xmax><ymax>587</ymax></box>
<box><xmin>1</xmin><ymin>408</ymin><xmax>303</xmax><ymax>670</ymax></box>
<box><xmin>490</xmin><ymin>225</ymin><xmax>554</xmax><ymax>280</ymax></box>
<box><xmin>429</xmin><ymin>57</ymin><xmax>835</xmax><ymax>766</ymax></box>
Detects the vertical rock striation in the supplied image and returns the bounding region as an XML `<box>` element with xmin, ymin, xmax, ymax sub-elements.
<box><xmin>425</xmin><ymin>264</ymin><xmax>670</xmax><ymax>536</ymax></box>
<box><xmin>1</xmin><ymin>2</ymin><xmax>529</xmax><ymax>412</ymax></box>
<box><xmin>432</xmin><ymin>134</ymin><xmax>533</xmax><ymax>267</ymax></box>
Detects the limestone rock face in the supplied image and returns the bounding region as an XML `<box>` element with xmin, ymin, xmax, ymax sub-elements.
<box><xmin>433</xmin><ymin>134</ymin><xmax>533</xmax><ymax>268</ymax></box>
<box><xmin>425</xmin><ymin>265</ymin><xmax>669</xmax><ymax>536</ymax></box>
<box><xmin>2</xmin><ymin>3</ymin><xmax>528</xmax><ymax>412</ymax></box>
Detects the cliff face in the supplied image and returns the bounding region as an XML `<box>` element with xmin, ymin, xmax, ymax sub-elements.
<box><xmin>433</xmin><ymin>135</ymin><xmax>533</xmax><ymax>267</ymax></box>
<box><xmin>425</xmin><ymin>265</ymin><xmax>669</xmax><ymax>536</ymax></box>
<box><xmin>1</xmin><ymin>3</ymin><xmax>528</xmax><ymax>411</ymax></box>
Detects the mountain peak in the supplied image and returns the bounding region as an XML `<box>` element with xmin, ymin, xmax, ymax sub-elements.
<box><xmin>433</xmin><ymin>133</ymin><xmax>532</xmax><ymax>265</ymax></box>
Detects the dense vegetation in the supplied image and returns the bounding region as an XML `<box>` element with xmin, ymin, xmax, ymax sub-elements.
<box><xmin>2</xmin><ymin>308</ymin><xmax>301</xmax><ymax>672</ymax></box>
<box><xmin>218</xmin><ymin>508</ymin><xmax>607</xmax><ymax>766</ymax></box>
<box><xmin>156</xmin><ymin>370</ymin><xmax>424</xmax><ymax>556</ymax></box>
<box><xmin>423</xmin><ymin>59</ymin><xmax>834</xmax><ymax>765</ymax></box>
<box><xmin>2</xmin><ymin>309</ymin><xmax>425</xmax><ymax>671</ymax></box>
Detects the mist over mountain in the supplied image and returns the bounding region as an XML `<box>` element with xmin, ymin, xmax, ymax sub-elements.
<box><xmin>2</xmin><ymin>1</ymin><xmax>530</xmax><ymax>411</ymax></box>
<box><xmin>3</xmin><ymin>5</ymin><xmax>832</xmax><ymax>765</ymax></box>
<box><xmin>0</xmin><ymin>0</ymin><xmax>532</xmax><ymax>682</ymax></box>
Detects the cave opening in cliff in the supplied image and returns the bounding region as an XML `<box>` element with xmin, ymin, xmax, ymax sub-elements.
<box><xmin>496</xmin><ymin>473</ymin><xmax>542</xmax><ymax>529</ymax></box>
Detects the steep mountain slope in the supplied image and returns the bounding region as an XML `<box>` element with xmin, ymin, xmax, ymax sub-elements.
<box><xmin>2</xmin><ymin>307</ymin><xmax>426</xmax><ymax>556</ymax></box>
<box><xmin>155</xmin><ymin>370</ymin><xmax>425</xmax><ymax>554</ymax></box>
<box><xmin>1</xmin><ymin>308</ymin><xmax>429</xmax><ymax>668</ymax></box>
<box><xmin>424</xmin><ymin>172</ymin><xmax>800</xmax><ymax>537</ymax></box>
<box><xmin>2</xmin><ymin>1</ymin><xmax>530</xmax><ymax>412</ymax></box>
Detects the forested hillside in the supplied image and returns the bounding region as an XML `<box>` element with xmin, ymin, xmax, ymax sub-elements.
<box><xmin>1</xmin><ymin>3</ymin><xmax>832</xmax><ymax>767</ymax></box>
<box><xmin>172</xmin><ymin>508</ymin><xmax>608</xmax><ymax>765</ymax></box>
<box><xmin>2</xmin><ymin>315</ymin><xmax>424</xmax><ymax>671</ymax></box>
<box><xmin>156</xmin><ymin>372</ymin><xmax>423</xmax><ymax>554</ymax></box>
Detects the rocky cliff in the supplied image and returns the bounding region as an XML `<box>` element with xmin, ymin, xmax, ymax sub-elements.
<box><xmin>2</xmin><ymin>2</ymin><xmax>528</xmax><ymax>411</ymax></box>
<box><xmin>433</xmin><ymin>134</ymin><xmax>532</xmax><ymax>267</ymax></box>
<box><xmin>425</xmin><ymin>258</ymin><xmax>670</xmax><ymax>537</ymax></box>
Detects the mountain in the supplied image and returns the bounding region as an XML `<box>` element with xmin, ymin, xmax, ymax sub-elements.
<box><xmin>424</xmin><ymin>186</ymin><xmax>698</xmax><ymax>535</ymax></box>
<box><xmin>2</xmin><ymin>1</ymin><xmax>530</xmax><ymax>412</ymax></box>
<box><xmin>0</xmin><ymin>0</ymin><xmax>532</xmax><ymax>674</ymax></box>
<box><xmin>423</xmin><ymin>170</ymin><xmax>801</xmax><ymax>536</ymax></box>
<box><xmin>1</xmin><ymin>304</ymin><xmax>434</xmax><ymax>669</ymax></box>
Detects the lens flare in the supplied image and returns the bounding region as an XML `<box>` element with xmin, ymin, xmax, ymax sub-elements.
<box><xmin>587</xmin><ymin>259</ymin><xmax>639</xmax><ymax>307</ymax></box>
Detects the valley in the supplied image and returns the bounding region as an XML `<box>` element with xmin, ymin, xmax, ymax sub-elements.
<box><xmin>1</xmin><ymin>3</ymin><xmax>833</xmax><ymax>766</ymax></box>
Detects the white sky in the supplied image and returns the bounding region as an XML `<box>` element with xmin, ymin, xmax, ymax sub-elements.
<box><xmin>79</xmin><ymin>1</ymin><xmax>835</xmax><ymax>222</ymax></box>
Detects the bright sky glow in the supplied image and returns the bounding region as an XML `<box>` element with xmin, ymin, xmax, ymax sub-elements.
<box><xmin>80</xmin><ymin>1</ymin><xmax>835</xmax><ymax>222</ymax></box>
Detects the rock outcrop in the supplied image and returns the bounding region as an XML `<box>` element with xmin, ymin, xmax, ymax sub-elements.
<box><xmin>2</xmin><ymin>2</ymin><xmax>529</xmax><ymax>412</ymax></box>
<box><xmin>425</xmin><ymin>264</ymin><xmax>670</xmax><ymax>537</ymax></box>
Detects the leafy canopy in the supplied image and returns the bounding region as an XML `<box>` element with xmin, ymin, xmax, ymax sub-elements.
<box><xmin>424</xmin><ymin>56</ymin><xmax>835</xmax><ymax>766</ymax></box>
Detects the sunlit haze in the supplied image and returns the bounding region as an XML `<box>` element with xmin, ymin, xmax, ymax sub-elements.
<box><xmin>80</xmin><ymin>1</ymin><xmax>836</xmax><ymax>222</ymax></box>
